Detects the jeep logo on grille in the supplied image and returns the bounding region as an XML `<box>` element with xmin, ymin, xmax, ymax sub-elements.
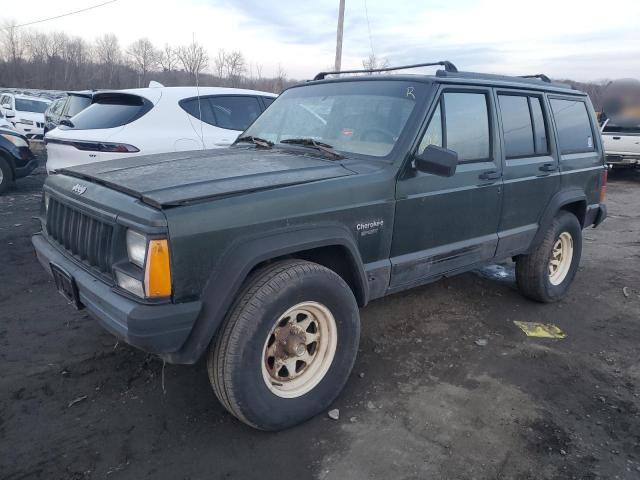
<box><xmin>71</xmin><ymin>184</ymin><xmax>87</xmax><ymax>195</ymax></box>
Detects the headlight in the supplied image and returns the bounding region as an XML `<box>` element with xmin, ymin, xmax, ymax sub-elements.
<box><xmin>120</xmin><ymin>230</ymin><xmax>172</xmax><ymax>299</ymax></box>
<box><xmin>1</xmin><ymin>133</ymin><xmax>29</xmax><ymax>148</ymax></box>
<box><xmin>126</xmin><ymin>229</ymin><xmax>147</xmax><ymax>268</ymax></box>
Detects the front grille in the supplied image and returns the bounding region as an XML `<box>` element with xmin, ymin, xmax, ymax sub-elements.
<box><xmin>46</xmin><ymin>198</ymin><xmax>114</xmax><ymax>272</ymax></box>
<box><xmin>36</xmin><ymin>122</ymin><xmax>44</xmax><ymax>128</ymax></box>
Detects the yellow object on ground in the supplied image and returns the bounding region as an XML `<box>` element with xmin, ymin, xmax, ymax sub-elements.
<box><xmin>513</xmin><ymin>321</ymin><xmax>566</xmax><ymax>339</ymax></box>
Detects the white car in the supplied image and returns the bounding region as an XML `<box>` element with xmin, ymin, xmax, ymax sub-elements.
<box><xmin>0</xmin><ymin>93</ymin><xmax>51</xmax><ymax>140</ymax></box>
<box><xmin>45</xmin><ymin>85</ymin><xmax>276</xmax><ymax>173</ymax></box>
<box><xmin>601</xmin><ymin>118</ymin><xmax>640</xmax><ymax>168</ymax></box>
<box><xmin>0</xmin><ymin>109</ymin><xmax>15</xmax><ymax>130</ymax></box>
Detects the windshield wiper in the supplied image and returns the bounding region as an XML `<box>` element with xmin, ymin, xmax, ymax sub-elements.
<box><xmin>279</xmin><ymin>138</ymin><xmax>343</xmax><ymax>160</ymax></box>
<box><xmin>235</xmin><ymin>135</ymin><xmax>273</xmax><ymax>149</ymax></box>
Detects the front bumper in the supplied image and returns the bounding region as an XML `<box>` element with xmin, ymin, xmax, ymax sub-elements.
<box><xmin>605</xmin><ymin>154</ymin><xmax>640</xmax><ymax>166</ymax></box>
<box><xmin>32</xmin><ymin>233</ymin><xmax>202</xmax><ymax>357</ymax></box>
<box><xmin>14</xmin><ymin>157</ymin><xmax>38</xmax><ymax>179</ymax></box>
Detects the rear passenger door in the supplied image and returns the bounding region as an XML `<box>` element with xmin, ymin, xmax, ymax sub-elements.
<box><xmin>495</xmin><ymin>90</ymin><xmax>560</xmax><ymax>257</ymax></box>
<box><xmin>391</xmin><ymin>87</ymin><xmax>502</xmax><ymax>290</ymax></box>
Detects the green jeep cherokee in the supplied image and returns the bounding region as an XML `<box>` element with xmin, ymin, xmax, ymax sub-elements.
<box><xmin>33</xmin><ymin>62</ymin><xmax>607</xmax><ymax>430</ymax></box>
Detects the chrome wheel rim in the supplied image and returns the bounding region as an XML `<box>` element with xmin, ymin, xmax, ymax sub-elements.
<box><xmin>0</xmin><ymin>167</ymin><xmax>3</xmax><ymax>184</ymax></box>
<box><xmin>261</xmin><ymin>301</ymin><xmax>337</xmax><ymax>398</ymax></box>
<box><xmin>548</xmin><ymin>232</ymin><xmax>573</xmax><ymax>286</ymax></box>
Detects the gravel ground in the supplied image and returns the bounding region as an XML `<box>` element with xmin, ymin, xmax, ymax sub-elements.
<box><xmin>1</xmin><ymin>158</ymin><xmax>639</xmax><ymax>480</ymax></box>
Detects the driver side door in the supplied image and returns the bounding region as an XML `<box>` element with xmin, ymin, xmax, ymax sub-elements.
<box><xmin>390</xmin><ymin>86</ymin><xmax>503</xmax><ymax>291</ymax></box>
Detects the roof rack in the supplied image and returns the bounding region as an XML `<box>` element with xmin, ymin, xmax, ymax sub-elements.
<box><xmin>519</xmin><ymin>74</ymin><xmax>552</xmax><ymax>83</ymax></box>
<box><xmin>312</xmin><ymin>61</ymin><xmax>458</xmax><ymax>81</ymax></box>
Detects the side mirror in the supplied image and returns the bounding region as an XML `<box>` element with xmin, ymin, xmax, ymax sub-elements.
<box><xmin>414</xmin><ymin>144</ymin><xmax>458</xmax><ymax>177</ymax></box>
<box><xmin>5</xmin><ymin>110</ymin><xmax>15</xmax><ymax>118</ymax></box>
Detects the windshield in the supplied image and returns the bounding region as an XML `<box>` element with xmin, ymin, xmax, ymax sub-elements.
<box><xmin>242</xmin><ymin>80</ymin><xmax>426</xmax><ymax>158</ymax></box>
<box><xmin>15</xmin><ymin>98</ymin><xmax>49</xmax><ymax>113</ymax></box>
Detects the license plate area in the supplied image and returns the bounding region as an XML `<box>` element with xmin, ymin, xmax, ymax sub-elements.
<box><xmin>51</xmin><ymin>263</ymin><xmax>82</xmax><ymax>309</ymax></box>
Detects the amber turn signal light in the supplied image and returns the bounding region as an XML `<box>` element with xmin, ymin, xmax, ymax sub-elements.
<box><xmin>144</xmin><ymin>239</ymin><xmax>172</xmax><ymax>298</ymax></box>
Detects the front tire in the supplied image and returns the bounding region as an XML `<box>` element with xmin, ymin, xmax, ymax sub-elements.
<box><xmin>208</xmin><ymin>259</ymin><xmax>360</xmax><ymax>430</ymax></box>
<box><xmin>0</xmin><ymin>157</ymin><xmax>13</xmax><ymax>194</ymax></box>
<box><xmin>516</xmin><ymin>211</ymin><xmax>583</xmax><ymax>303</ymax></box>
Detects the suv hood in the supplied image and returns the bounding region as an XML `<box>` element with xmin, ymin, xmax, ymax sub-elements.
<box><xmin>60</xmin><ymin>148</ymin><xmax>356</xmax><ymax>207</ymax></box>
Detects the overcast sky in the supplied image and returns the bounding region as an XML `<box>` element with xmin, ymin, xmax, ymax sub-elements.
<box><xmin>4</xmin><ymin>0</ymin><xmax>640</xmax><ymax>81</ymax></box>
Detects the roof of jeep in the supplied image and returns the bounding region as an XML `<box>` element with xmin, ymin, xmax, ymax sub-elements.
<box><xmin>297</xmin><ymin>70</ymin><xmax>585</xmax><ymax>96</ymax></box>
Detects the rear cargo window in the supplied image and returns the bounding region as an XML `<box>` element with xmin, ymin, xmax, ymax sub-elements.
<box><xmin>550</xmin><ymin>98</ymin><xmax>595</xmax><ymax>154</ymax></box>
<box><xmin>64</xmin><ymin>94</ymin><xmax>153</xmax><ymax>130</ymax></box>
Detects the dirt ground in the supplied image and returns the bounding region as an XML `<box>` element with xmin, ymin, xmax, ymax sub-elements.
<box><xmin>1</xmin><ymin>156</ymin><xmax>639</xmax><ymax>480</ymax></box>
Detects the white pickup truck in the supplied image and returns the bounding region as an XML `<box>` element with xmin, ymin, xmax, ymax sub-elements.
<box><xmin>601</xmin><ymin>119</ymin><xmax>640</xmax><ymax>168</ymax></box>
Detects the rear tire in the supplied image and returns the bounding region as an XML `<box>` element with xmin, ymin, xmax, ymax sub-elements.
<box><xmin>207</xmin><ymin>259</ymin><xmax>360</xmax><ymax>431</ymax></box>
<box><xmin>516</xmin><ymin>211</ymin><xmax>582</xmax><ymax>303</ymax></box>
<box><xmin>0</xmin><ymin>157</ymin><xmax>13</xmax><ymax>194</ymax></box>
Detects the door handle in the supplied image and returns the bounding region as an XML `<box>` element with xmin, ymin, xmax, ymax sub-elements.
<box><xmin>612</xmin><ymin>136</ymin><xmax>621</xmax><ymax>140</ymax></box>
<box><xmin>478</xmin><ymin>170</ymin><xmax>500</xmax><ymax>181</ymax></box>
<box><xmin>539</xmin><ymin>163</ymin><xmax>556</xmax><ymax>172</ymax></box>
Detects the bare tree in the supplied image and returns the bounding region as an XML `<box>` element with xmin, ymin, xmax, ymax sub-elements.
<box><xmin>176</xmin><ymin>40</ymin><xmax>208</xmax><ymax>84</ymax></box>
<box><xmin>362</xmin><ymin>53</ymin><xmax>390</xmax><ymax>72</ymax></box>
<box><xmin>224</xmin><ymin>50</ymin><xmax>246</xmax><ymax>87</ymax></box>
<box><xmin>95</xmin><ymin>34</ymin><xmax>121</xmax><ymax>87</ymax></box>
<box><xmin>213</xmin><ymin>49</ymin><xmax>227</xmax><ymax>79</ymax></box>
<box><xmin>159</xmin><ymin>44</ymin><xmax>178</xmax><ymax>72</ymax></box>
<box><xmin>273</xmin><ymin>63</ymin><xmax>288</xmax><ymax>93</ymax></box>
<box><xmin>127</xmin><ymin>38</ymin><xmax>159</xmax><ymax>86</ymax></box>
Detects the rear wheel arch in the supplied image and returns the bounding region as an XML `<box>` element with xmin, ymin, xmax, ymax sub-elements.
<box><xmin>531</xmin><ymin>189</ymin><xmax>587</xmax><ymax>248</ymax></box>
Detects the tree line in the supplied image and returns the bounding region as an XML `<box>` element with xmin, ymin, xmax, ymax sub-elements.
<box><xmin>0</xmin><ymin>20</ymin><xmax>293</xmax><ymax>93</ymax></box>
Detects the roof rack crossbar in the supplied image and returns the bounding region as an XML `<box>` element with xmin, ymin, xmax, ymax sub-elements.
<box><xmin>519</xmin><ymin>74</ymin><xmax>552</xmax><ymax>83</ymax></box>
<box><xmin>313</xmin><ymin>61</ymin><xmax>458</xmax><ymax>81</ymax></box>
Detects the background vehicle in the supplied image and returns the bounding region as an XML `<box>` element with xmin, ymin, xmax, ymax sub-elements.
<box><xmin>0</xmin><ymin>128</ymin><xmax>37</xmax><ymax>194</ymax></box>
<box><xmin>0</xmin><ymin>93</ymin><xmax>50</xmax><ymax>140</ymax></box>
<box><xmin>45</xmin><ymin>85</ymin><xmax>276</xmax><ymax>173</ymax></box>
<box><xmin>44</xmin><ymin>91</ymin><xmax>94</xmax><ymax>136</ymax></box>
<box><xmin>601</xmin><ymin>118</ymin><xmax>640</xmax><ymax>168</ymax></box>
<box><xmin>33</xmin><ymin>62</ymin><xmax>606</xmax><ymax>431</ymax></box>
<box><xmin>0</xmin><ymin>110</ymin><xmax>15</xmax><ymax>130</ymax></box>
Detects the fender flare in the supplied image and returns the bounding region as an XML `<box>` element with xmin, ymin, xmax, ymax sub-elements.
<box><xmin>165</xmin><ymin>222</ymin><xmax>367</xmax><ymax>364</ymax></box>
<box><xmin>531</xmin><ymin>188</ymin><xmax>587</xmax><ymax>247</ymax></box>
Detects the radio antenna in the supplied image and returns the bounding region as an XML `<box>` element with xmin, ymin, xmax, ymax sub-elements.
<box><xmin>193</xmin><ymin>32</ymin><xmax>205</xmax><ymax>149</ymax></box>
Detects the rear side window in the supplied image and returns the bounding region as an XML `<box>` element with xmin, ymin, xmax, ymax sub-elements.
<box><xmin>262</xmin><ymin>96</ymin><xmax>276</xmax><ymax>108</ymax></box>
<box><xmin>66</xmin><ymin>96</ymin><xmax>92</xmax><ymax>117</ymax></box>
<box><xmin>550</xmin><ymin>99</ymin><xmax>594</xmax><ymax>154</ymax></box>
<box><xmin>443</xmin><ymin>92</ymin><xmax>490</xmax><ymax>162</ymax></box>
<box><xmin>210</xmin><ymin>96</ymin><xmax>262</xmax><ymax>131</ymax></box>
<box><xmin>181</xmin><ymin>95</ymin><xmax>262</xmax><ymax>131</ymax></box>
<box><xmin>602</xmin><ymin>123</ymin><xmax>640</xmax><ymax>134</ymax></box>
<box><xmin>65</xmin><ymin>94</ymin><xmax>153</xmax><ymax>130</ymax></box>
<box><xmin>498</xmin><ymin>94</ymin><xmax>549</xmax><ymax>158</ymax></box>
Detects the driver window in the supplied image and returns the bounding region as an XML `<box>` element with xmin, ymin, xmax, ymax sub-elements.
<box><xmin>418</xmin><ymin>101</ymin><xmax>443</xmax><ymax>153</ymax></box>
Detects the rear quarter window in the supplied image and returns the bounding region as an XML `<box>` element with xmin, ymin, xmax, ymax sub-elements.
<box><xmin>550</xmin><ymin>98</ymin><xmax>595</xmax><ymax>154</ymax></box>
<box><xmin>64</xmin><ymin>94</ymin><xmax>153</xmax><ymax>130</ymax></box>
<box><xmin>180</xmin><ymin>95</ymin><xmax>262</xmax><ymax>131</ymax></box>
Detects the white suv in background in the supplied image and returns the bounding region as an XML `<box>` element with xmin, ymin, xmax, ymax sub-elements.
<box><xmin>601</xmin><ymin>118</ymin><xmax>640</xmax><ymax>168</ymax></box>
<box><xmin>0</xmin><ymin>93</ymin><xmax>51</xmax><ymax>140</ymax></box>
<box><xmin>45</xmin><ymin>85</ymin><xmax>276</xmax><ymax>173</ymax></box>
